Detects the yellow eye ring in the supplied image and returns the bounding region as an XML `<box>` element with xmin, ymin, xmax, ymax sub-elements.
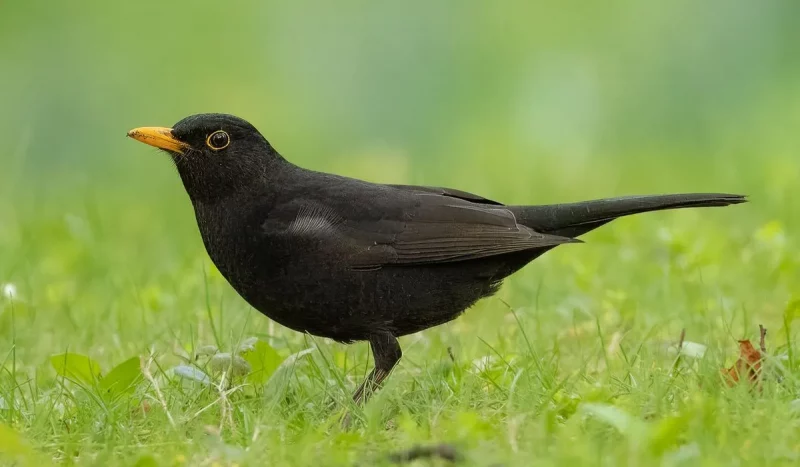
<box><xmin>206</xmin><ymin>130</ymin><xmax>230</xmax><ymax>150</ymax></box>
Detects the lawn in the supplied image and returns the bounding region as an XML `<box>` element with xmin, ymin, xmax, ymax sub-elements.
<box><xmin>2</xmin><ymin>1</ymin><xmax>799</xmax><ymax>466</ymax></box>
<box><xmin>2</xmin><ymin>143</ymin><xmax>798</xmax><ymax>465</ymax></box>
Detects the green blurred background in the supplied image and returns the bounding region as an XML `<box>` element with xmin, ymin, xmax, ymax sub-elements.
<box><xmin>2</xmin><ymin>0</ymin><xmax>797</xmax><ymax>190</ymax></box>
<box><xmin>2</xmin><ymin>2</ymin><xmax>800</xmax><ymax>463</ymax></box>
<box><xmin>1</xmin><ymin>0</ymin><xmax>798</xmax><ymax>364</ymax></box>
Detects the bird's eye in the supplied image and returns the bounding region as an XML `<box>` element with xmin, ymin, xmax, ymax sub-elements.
<box><xmin>206</xmin><ymin>130</ymin><xmax>230</xmax><ymax>150</ymax></box>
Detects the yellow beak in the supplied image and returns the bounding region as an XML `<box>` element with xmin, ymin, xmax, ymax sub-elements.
<box><xmin>127</xmin><ymin>127</ymin><xmax>189</xmax><ymax>153</ymax></box>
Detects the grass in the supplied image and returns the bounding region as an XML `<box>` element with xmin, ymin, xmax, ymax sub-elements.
<box><xmin>1</xmin><ymin>149</ymin><xmax>799</xmax><ymax>466</ymax></box>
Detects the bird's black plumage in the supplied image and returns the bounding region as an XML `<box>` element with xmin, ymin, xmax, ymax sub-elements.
<box><xmin>128</xmin><ymin>113</ymin><xmax>746</xmax><ymax>410</ymax></box>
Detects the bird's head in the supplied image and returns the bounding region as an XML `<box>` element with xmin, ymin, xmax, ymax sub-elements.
<box><xmin>128</xmin><ymin>113</ymin><xmax>286</xmax><ymax>202</ymax></box>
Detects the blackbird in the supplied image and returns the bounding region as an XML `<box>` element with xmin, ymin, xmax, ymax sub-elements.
<box><xmin>128</xmin><ymin>113</ymin><xmax>745</xmax><ymax>408</ymax></box>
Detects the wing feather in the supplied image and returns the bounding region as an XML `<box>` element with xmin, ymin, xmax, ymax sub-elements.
<box><xmin>390</xmin><ymin>222</ymin><xmax>576</xmax><ymax>265</ymax></box>
<box><xmin>267</xmin><ymin>181</ymin><xmax>578</xmax><ymax>271</ymax></box>
<box><xmin>343</xmin><ymin>199</ymin><xmax>577</xmax><ymax>268</ymax></box>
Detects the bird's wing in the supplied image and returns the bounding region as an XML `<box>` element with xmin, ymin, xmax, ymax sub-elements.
<box><xmin>355</xmin><ymin>202</ymin><xmax>577</xmax><ymax>268</ymax></box>
<box><xmin>386</xmin><ymin>184</ymin><xmax>504</xmax><ymax>206</ymax></box>
<box><xmin>269</xmin><ymin>184</ymin><xmax>577</xmax><ymax>270</ymax></box>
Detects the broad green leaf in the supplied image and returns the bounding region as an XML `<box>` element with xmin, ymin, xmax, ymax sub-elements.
<box><xmin>241</xmin><ymin>340</ymin><xmax>281</xmax><ymax>385</ymax></box>
<box><xmin>51</xmin><ymin>353</ymin><xmax>103</xmax><ymax>386</ymax></box>
<box><xmin>99</xmin><ymin>356</ymin><xmax>141</xmax><ymax>398</ymax></box>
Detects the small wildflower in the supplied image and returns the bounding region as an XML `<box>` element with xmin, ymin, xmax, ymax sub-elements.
<box><xmin>2</xmin><ymin>283</ymin><xmax>17</xmax><ymax>300</ymax></box>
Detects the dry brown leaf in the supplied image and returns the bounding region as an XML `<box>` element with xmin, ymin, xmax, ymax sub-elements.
<box><xmin>721</xmin><ymin>340</ymin><xmax>763</xmax><ymax>388</ymax></box>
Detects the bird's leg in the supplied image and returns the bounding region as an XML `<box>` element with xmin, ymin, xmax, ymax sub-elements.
<box><xmin>352</xmin><ymin>333</ymin><xmax>402</xmax><ymax>405</ymax></box>
<box><xmin>341</xmin><ymin>334</ymin><xmax>401</xmax><ymax>427</ymax></box>
<box><xmin>341</xmin><ymin>333</ymin><xmax>401</xmax><ymax>428</ymax></box>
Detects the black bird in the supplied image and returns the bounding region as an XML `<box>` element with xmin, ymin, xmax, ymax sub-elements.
<box><xmin>128</xmin><ymin>113</ymin><xmax>745</xmax><ymax>408</ymax></box>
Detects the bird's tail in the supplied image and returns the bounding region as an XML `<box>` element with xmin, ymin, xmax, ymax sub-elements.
<box><xmin>510</xmin><ymin>193</ymin><xmax>747</xmax><ymax>238</ymax></box>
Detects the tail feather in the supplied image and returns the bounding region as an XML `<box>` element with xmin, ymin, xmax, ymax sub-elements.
<box><xmin>511</xmin><ymin>193</ymin><xmax>746</xmax><ymax>239</ymax></box>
